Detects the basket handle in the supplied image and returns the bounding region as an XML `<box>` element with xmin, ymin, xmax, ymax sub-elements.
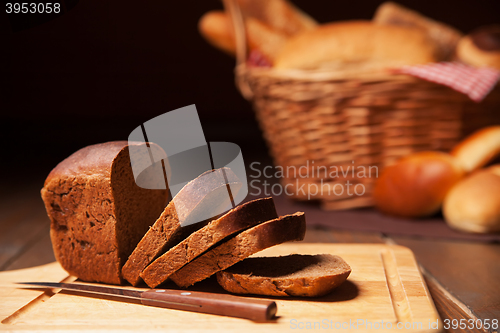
<box><xmin>222</xmin><ymin>0</ymin><xmax>254</xmax><ymax>99</ymax></box>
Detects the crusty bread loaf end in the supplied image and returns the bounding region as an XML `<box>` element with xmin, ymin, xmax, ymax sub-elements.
<box><xmin>41</xmin><ymin>142</ymin><xmax>169</xmax><ymax>284</ymax></box>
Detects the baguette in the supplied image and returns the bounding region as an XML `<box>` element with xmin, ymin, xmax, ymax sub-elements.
<box><xmin>444</xmin><ymin>165</ymin><xmax>500</xmax><ymax>233</ymax></box>
<box><xmin>236</xmin><ymin>0</ymin><xmax>317</xmax><ymax>37</ymax></box>
<box><xmin>373</xmin><ymin>2</ymin><xmax>462</xmax><ymax>61</ymax></box>
<box><xmin>373</xmin><ymin>152</ymin><xmax>464</xmax><ymax>218</ymax></box>
<box><xmin>246</xmin><ymin>17</ymin><xmax>288</xmax><ymax>62</ymax></box>
<box><xmin>217</xmin><ymin>254</ymin><xmax>351</xmax><ymax>297</ymax></box>
<box><xmin>455</xmin><ymin>25</ymin><xmax>500</xmax><ymax>70</ymax></box>
<box><xmin>41</xmin><ymin>142</ymin><xmax>169</xmax><ymax>285</ymax></box>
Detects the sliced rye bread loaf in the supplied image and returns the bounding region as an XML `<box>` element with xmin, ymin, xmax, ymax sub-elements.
<box><xmin>141</xmin><ymin>197</ymin><xmax>278</xmax><ymax>288</ymax></box>
<box><xmin>41</xmin><ymin>141</ymin><xmax>169</xmax><ymax>285</ymax></box>
<box><xmin>216</xmin><ymin>254</ymin><xmax>351</xmax><ymax>297</ymax></box>
<box><xmin>170</xmin><ymin>212</ymin><xmax>306</xmax><ymax>288</ymax></box>
<box><xmin>122</xmin><ymin>167</ymin><xmax>241</xmax><ymax>286</ymax></box>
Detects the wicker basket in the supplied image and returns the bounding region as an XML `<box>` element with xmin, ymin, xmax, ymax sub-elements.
<box><xmin>223</xmin><ymin>0</ymin><xmax>500</xmax><ymax>210</ymax></box>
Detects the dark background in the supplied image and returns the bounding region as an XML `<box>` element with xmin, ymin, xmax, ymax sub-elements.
<box><xmin>1</xmin><ymin>0</ymin><xmax>499</xmax><ymax>188</ymax></box>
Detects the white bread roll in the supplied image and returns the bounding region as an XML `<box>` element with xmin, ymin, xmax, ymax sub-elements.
<box><xmin>443</xmin><ymin>166</ymin><xmax>500</xmax><ymax>233</ymax></box>
<box><xmin>451</xmin><ymin>126</ymin><xmax>500</xmax><ymax>173</ymax></box>
<box><xmin>373</xmin><ymin>2</ymin><xmax>462</xmax><ymax>61</ymax></box>
<box><xmin>274</xmin><ymin>21</ymin><xmax>438</xmax><ymax>70</ymax></box>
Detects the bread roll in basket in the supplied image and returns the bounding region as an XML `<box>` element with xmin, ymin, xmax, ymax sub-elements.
<box><xmin>221</xmin><ymin>0</ymin><xmax>500</xmax><ymax>210</ymax></box>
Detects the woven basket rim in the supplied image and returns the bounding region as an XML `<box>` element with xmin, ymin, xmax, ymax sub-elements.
<box><xmin>236</xmin><ymin>63</ymin><xmax>421</xmax><ymax>82</ymax></box>
<box><xmin>234</xmin><ymin>62</ymin><xmax>453</xmax><ymax>100</ymax></box>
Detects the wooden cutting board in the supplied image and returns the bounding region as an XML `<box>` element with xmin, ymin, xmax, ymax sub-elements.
<box><xmin>0</xmin><ymin>243</ymin><xmax>442</xmax><ymax>332</ymax></box>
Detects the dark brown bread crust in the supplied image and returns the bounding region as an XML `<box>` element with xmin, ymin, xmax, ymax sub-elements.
<box><xmin>141</xmin><ymin>197</ymin><xmax>278</xmax><ymax>288</ymax></box>
<box><xmin>470</xmin><ymin>25</ymin><xmax>500</xmax><ymax>52</ymax></box>
<box><xmin>216</xmin><ymin>254</ymin><xmax>351</xmax><ymax>297</ymax></box>
<box><xmin>122</xmin><ymin>168</ymin><xmax>241</xmax><ymax>286</ymax></box>
<box><xmin>41</xmin><ymin>141</ymin><xmax>169</xmax><ymax>285</ymax></box>
<box><xmin>170</xmin><ymin>212</ymin><xmax>306</xmax><ymax>288</ymax></box>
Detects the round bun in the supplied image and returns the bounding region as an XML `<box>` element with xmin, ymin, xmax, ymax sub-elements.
<box><xmin>274</xmin><ymin>21</ymin><xmax>438</xmax><ymax>70</ymax></box>
<box><xmin>456</xmin><ymin>25</ymin><xmax>500</xmax><ymax>70</ymax></box>
<box><xmin>443</xmin><ymin>166</ymin><xmax>500</xmax><ymax>233</ymax></box>
<box><xmin>373</xmin><ymin>152</ymin><xmax>464</xmax><ymax>218</ymax></box>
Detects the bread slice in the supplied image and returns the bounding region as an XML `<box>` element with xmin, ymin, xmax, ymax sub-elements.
<box><xmin>216</xmin><ymin>254</ymin><xmax>351</xmax><ymax>297</ymax></box>
<box><xmin>198</xmin><ymin>11</ymin><xmax>288</xmax><ymax>61</ymax></box>
<box><xmin>236</xmin><ymin>0</ymin><xmax>318</xmax><ymax>37</ymax></box>
<box><xmin>141</xmin><ymin>197</ymin><xmax>278</xmax><ymax>288</ymax></box>
<box><xmin>170</xmin><ymin>212</ymin><xmax>306</xmax><ymax>288</ymax></box>
<box><xmin>41</xmin><ymin>141</ymin><xmax>170</xmax><ymax>285</ymax></box>
<box><xmin>198</xmin><ymin>11</ymin><xmax>236</xmax><ymax>56</ymax></box>
<box><xmin>122</xmin><ymin>167</ymin><xmax>241</xmax><ymax>286</ymax></box>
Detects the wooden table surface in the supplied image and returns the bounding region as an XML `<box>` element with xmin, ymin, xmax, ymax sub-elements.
<box><xmin>1</xmin><ymin>180</ymin><xmax>498</xmax><ymax>333</ymax></box>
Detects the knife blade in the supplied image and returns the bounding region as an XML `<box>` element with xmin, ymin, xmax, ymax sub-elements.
<box><xmin>17</xmin><ymin>282</ymin><xmax>277</xmax><ymax>321</ymax></box>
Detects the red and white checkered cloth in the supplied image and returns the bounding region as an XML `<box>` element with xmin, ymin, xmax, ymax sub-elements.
<box><xmin>395</xmin><ymin>62</ymin><xmax>500</xmax><ymax>102</ymax></box>
<box><xmin>247</xmin><ymin>49</ymin><xmax>272</xmax><ymax>68</ymax></box>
